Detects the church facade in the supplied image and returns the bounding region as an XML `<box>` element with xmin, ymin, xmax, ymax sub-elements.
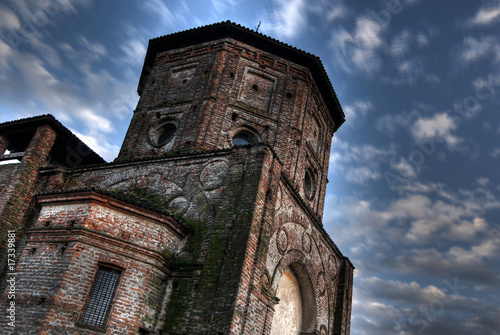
<box><xmin>0</xmin><ymin>21</ymin><xmax>353</xmax><ymax>334</ymax></box>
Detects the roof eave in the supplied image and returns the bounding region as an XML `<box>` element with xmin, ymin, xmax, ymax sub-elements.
<box><xmin>0</xmin><ymin>114</ymin><xmax>106</xmax><ymax>165</ymax></box>
<box><xmin>137</xmin><ymin>21</ymin><xmax>345</xmax><ymax>132</ymax></box>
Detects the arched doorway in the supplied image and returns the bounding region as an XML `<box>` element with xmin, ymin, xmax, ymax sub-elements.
<box><xmin>270</xmin><ymin>264</ymin><xmax>316</xmax><ymax>335</ymax></box>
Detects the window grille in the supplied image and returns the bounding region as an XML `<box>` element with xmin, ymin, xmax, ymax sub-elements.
<box><xmin>80</xmin><ymin>265</ymin><xmax>121</xmax><ymax>329</ymax></box>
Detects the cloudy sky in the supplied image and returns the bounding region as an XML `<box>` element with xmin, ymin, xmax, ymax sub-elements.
<box><xmin>1</xmin><ymin>0</ymin><xmax>500</xmax><ymax>334</ymax></box>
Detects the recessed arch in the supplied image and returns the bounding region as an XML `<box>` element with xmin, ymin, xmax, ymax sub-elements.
<box><xmin>148</xmin><ymin>118</ymin><xmax>178</xmax><ymax>148</ymax></box>
<box><xmin>270</xmin><ymin>262</ymin><xmax>317</xmax><ymax>334</ymax></box>
<box><xmin>304</xmin><ymin>167</ymin><xmax>316</xmax><ymax>200</ymax></box>
<box><xmin>230</xmin><ymin>125</ymin><xmax>261</xmax><ymax>146</ymax></box>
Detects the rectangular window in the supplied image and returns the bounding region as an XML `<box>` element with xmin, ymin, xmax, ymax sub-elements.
<box><xmin>80</xmin><ymin>265</ymin><xmax>122</xmax><ymax>329</ymax></box>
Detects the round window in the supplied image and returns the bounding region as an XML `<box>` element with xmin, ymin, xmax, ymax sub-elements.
<box><xmin>149</xmin><ymin>122</ymin><xmax>177</xmax><ymax>147</ymax></box>
<box><xmin>157</xmin><ymin>123</ymin><xmax>176</xmax><ymax>146</ymax></box>
<box><xmin>304</xmin><ymin>169</ymin><xmax>315</xmax><ymax>200</ymax></box>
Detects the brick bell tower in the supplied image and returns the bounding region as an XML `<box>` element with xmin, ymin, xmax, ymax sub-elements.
<box><xmin>0</xmin><ymin>21</ymin><xmax>353</xmax><ymax>335</ymax></box>
<box><xmin>117</xmin><ymin>21</ymin><xmax>354</xmax><ymax>334</ymax></box>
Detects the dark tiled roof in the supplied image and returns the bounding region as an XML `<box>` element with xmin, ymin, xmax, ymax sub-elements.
<box><xmin>0</xmin><ymin>114</ymin><xmax>106</xmax><ymax>165</ymax></box>
<box><xmin>138</xmin><ymin>21</ymin><xmax>345</xmax><ymax>131</ymax></box>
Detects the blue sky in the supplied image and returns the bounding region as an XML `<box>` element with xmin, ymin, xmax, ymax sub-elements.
<box><xmin>1</xmin><ymin>0</ymin><xmax>500</xmax><ymax>334</ymax></box>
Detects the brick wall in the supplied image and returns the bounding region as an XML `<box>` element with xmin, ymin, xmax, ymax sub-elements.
<box><xmin>118</xmin><ymin>38</ymin><xmax>334</xmax><ymax>221</ymax></box>
<box><xmin>0</xmin><ymin>125</ymin><xmax>57</xmax><ymax>280</ymax></box>
<box><xmin>230</xmin><ymin>170</ymin><xmax>349</xmax><ymax>334</ymax></box>
<box><xmin>0</xmin><ymin>23</ymin><xmax>353</xmax><ymax>335</ymax></box>
<box><xmin>65</xmin><ymin>145</ymin><xmax>271</xmax><ymax>334</ymax></box>
<box><xmin>0</xmin><ymin>191</ymin><xmax>187</xmax><ymax>334</ymax></box>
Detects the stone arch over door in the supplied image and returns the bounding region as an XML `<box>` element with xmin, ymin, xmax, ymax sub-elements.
<box><xmin>270</xmin><ymin>262</ymin><xmax>316</xmax><ymax>335</ymax></box>
<box><xmin>266</xmin><ymin>218</ymin><xmax>335</xmax><ymax>334</ymax></box>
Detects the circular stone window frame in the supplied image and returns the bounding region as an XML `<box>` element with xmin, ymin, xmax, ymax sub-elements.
<box><xmin>147</xmin><ymin>119</ymin><xmax>178</xmax><ymax>148</ymax></box>
<box><xmin>229</xmin><ymin>125</ymin><xmax>261</xmax><ymax>147</ymax></box>
<box><xmin>304</xmin><ymin>168</ymin><xmax>316</xmax><ymax>200</ymax></box>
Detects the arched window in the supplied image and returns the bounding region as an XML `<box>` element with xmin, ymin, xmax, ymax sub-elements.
<box><xmin>232</xmin><ymin>132</ymin><xmax>254</xmax><ymax>146</ymax></box>
<box><xmin>231</xmin><ymin>127</ymin><xmax>260</xmax><ymax>146</ymax></box>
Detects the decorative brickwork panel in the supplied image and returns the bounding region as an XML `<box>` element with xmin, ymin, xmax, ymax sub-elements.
<box><xmin>238</xmin><ymin>68</ymin><xmax>277</xmax><ymax>112</ymax></box>
<box><xmin>164</xmin><ymin>63</ymin><xmax>199</xmax><ymax>102</ymax></box>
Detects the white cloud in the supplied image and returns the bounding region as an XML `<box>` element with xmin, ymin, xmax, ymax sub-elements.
<box><xmin>211</xmin><ymin>0</ymin><xmax>240</xmax><ymax>15</ymax></box>
<box><xmin>447</xmin><ymin>237</ymin><xmax>500</xmax><ymax>265</ymax></box>
<box><xmin>70</xmin><ymin>129</ymin><xmax>120</xmax><ymax>162</ymax></box>
<box><xmin>476</xmin><ymin>177</ymin><xmax>490</xmax><ymax>187</ymax></box>
<box><xmin>404</xmin><ymin>199</ymin><xmax>467</xmax><ymax>243</ymax></box>
<box><xmin>354</xmin><ymin>17</ymin><xmax>384</xmax><ymax>49</ymax></box>
<box><xmin>417</xmin><ymin>33</ymin><xmax>429</xmax><ymax>47</ymax></box>
<box><xmin>0</xmin><ymin>27</ymin><xmax>137</xmax><ymax>163</ymax></box>
<box><xmin>77</xmin><ymin>108</ymin><xmax>114</xmax><ymax>134</ymax></box>
<box><xmin>390</xmin><ymin>157</ymin><xmax>416</xmax><ymax>178</ymax></box>
<box><xmin>448</xmin><ymin>218</ymin><xmax>488</xmax><ymax>240</ymax></box>
<box><xmin>398</xmin><ymin>59</ymin><xmax>417</xmax><ymax>73</ymax></box>
<box><xmin>412</xmin><ymin>113</ymin><xmax>461</xmax><ymax>148</ymax></box>
<box><xmin>326</xmin><ymin>4</ymin><xmax>348</xmax><ymax>22</ymax></box>
<box><xmin>457</xmin><ymin>36</ymin><xmax>498</xmax><ymax>64</ymax></box>
<box><xmin>330</xmin><ymin>139</ymin><xmax>397</xmax><ymax>185</ymax></box>
<box><xmin>345</xmin><ymin>167</ymin><xmax>381</xmax><ymax>183</ymax></box>
<box><xmin>332</xmin><ymin>139</ymin><xmax>395</xmax><ymax>164</ymax></box>
<box><xmin>492</xmin><ymin>148</ymin><xmax>500</xmax><ymax>158</ymax></box>
<box><xmin>261</xmin><ymin>0</ymin><xmax>307</xmax><ymax>39</ymax></box>
<box><xmin>389</xmin><ymin>195</ymin><xmax>430</xmax><ymax>219</ymax></box>
<box><xmin>142</xmin><ymin>0</ymin><xmax>176</xmax><ymax>28</ymax></box>
<box><xmin>360</xmin><ymin>277</ymin><xmax>449</xmax><ymax>304</ymax></box>
<box><xmin>412</xmin><ymin>113</ymin><xmax>456</xmax><ymax>138</ymax></box>
<box><xmin>396</xmin><ymin>58</ymin><xmax>424</xmax><ymax>83</ymax></box>
<box><xmin>343</xmin><ymin>100</ymin><xmax>374</xmax><ymax>122</ymax></box>
<box><xmin>349</xmin><ymin>274</ymin><xmax>500</xmax><ymax>335</ymax></box>
<box><xmin>119</xmin><ymin>39</ymin><xmax>147</xmax><ymax>66</ymax></box>
<box><xmin>389</xmin><ymin>30</ymin><xmax>411</xmax><ymax>57</ymax></box>
<box><xmin>29</xmin><ymin>38</ymin><xmax>62</xmax><ymax>68</ymax></box>
<box><xmin>78</xmin><ymin>35</ymin><xmax>107</xmax><ymax>62</ymax></box>
<box><xmin>0</xmin><ymin>38</ymin><xmax>13</xmax><ymax>70</ymax></box>
<box><xmin>56</xmin><ymin>36</ymin><xmax>108</xmax><ymax>72</ymax></box>
<box><xmin>326</xmin><ymin>182</ymin><xmax>500</xmax><ymax>251</ymax></box>
<box><xmin>469</xmin><ymin>5</ymin><xmax>500</xmax><ymax>26</ymax></box>
<box><xmin>0</xmin><ymin>6</ymin><xmax>21</xmax><ymax>31</ymax></box>
<box><xmin>334</xmin><ymin>16</ymin><xmax>386</xmax><ymax>74</ymax></box>
<box><xmin>5</xmin><ymin>0</ymin><xmax>91</xmax><ymax>40</ymax></box>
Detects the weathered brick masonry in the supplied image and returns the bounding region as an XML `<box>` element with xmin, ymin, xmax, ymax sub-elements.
<box><xmin>0</xmin><ymin>21</ymin><xmax>353</xmax><ymax>334</ymax></box>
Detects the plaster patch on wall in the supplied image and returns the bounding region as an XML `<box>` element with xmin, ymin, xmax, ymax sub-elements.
<box><xmin>270</xmin><ymin>266</ymin><xmax>302</xmax><ymax>335</ymax></box>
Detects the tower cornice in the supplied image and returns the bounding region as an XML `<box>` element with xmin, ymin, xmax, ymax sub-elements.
<box><xmin>138</xmin><ymin>21</ymin><xmax>345</xmax><ymax>132</ymax></box>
